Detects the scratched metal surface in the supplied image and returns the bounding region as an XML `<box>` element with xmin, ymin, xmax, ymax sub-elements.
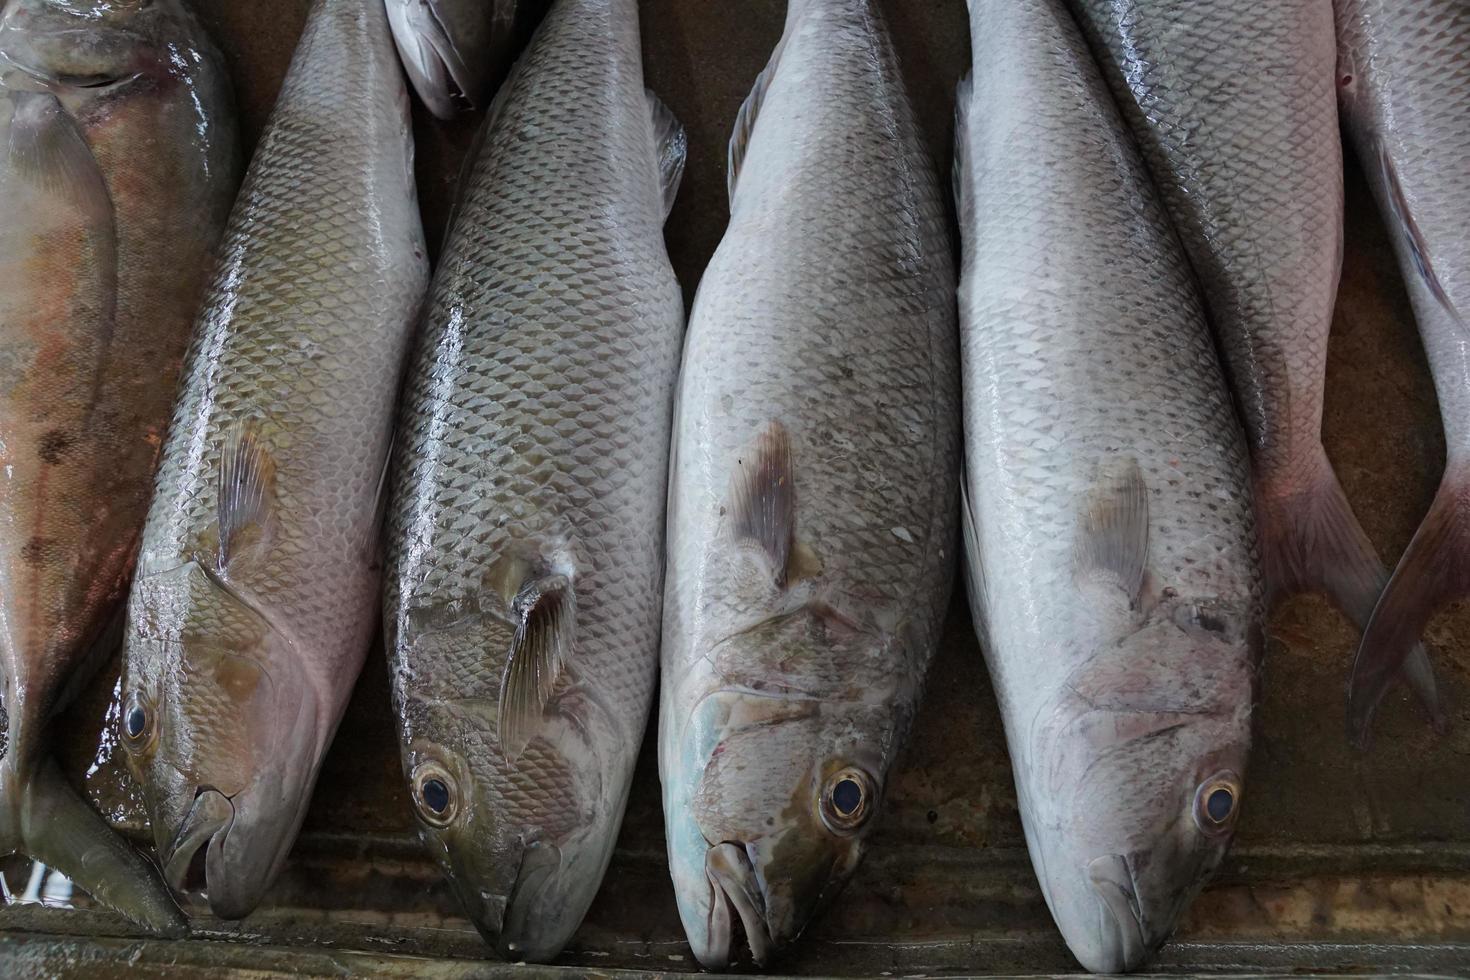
<box><xmin>2</xmin><ymin>0</ymin><xmax>1469</xmax><ymax>976</ymax></box>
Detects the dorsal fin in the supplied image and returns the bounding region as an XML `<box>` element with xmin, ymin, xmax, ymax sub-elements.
<box><xmin>1377</xmin><ymin>143</ymin><xmax>1463</xmax><ymax>327</ymax></box>
<box><xmin>727</xmin><ymin>37</ymin><xmax>788</xmax><ymax>202</ymax></box>
<box><xmin>959</xmin><ymin>477</ymin><xmax>993</xmax><ymax>653</ymax></box>
<box><xmin>217</xmin><ymin>419</ymin><xmax>277</xmax><ymax>570</ymax></box>
<box><xmin>1074</xmin><ymin>458</ymin><xmax>1149</xmax><ymax>607</ymax></box>
<box><xmin>729</xmin><ymin>421</ymin><xmax>798</xmax><ymax>587</ymax></box>
<box><xmin>498</xmin><ymin>575</ymin><xmax>574</xmax><ymax>762</ymax></box>
<box><xmin>647</xmin><ymin>89</ymin><xmax>687</xmax><ymax>221</ymax></box>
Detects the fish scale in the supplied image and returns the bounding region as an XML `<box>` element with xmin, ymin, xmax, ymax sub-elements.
<box><xmin>122</xmin><ymin>0</ymin><xmax>427</xmax><ymax>921</ymax></box>
<box><xmin>660</xmin><ymin>0</ymin><xmax>958</xmax><ymax>968</ymax></box>
<box><xmin>383</xmin><ymin>0</ymin><xmax>684</xmax><ymax>962</ymax></box>
<box><xmin>958</xmin><ymin>0</ymin><xmax>1262</xmax><ymax>972</ymax></box>
<box><xmin>1061</xmin><ymin>0</ymin><xmax>1436</xmax><ymax>718</ymax></box>
<box><xmin>1337</xmin><ymin>0</ymin><xmax>1470</xmax><ymax>737</ymax></box>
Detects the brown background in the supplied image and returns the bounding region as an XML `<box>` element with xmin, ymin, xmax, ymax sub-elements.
<box><xmin>6</xmin><ymin>0</ymin><xmax>1469</xmax><ymax>975</ymax></box>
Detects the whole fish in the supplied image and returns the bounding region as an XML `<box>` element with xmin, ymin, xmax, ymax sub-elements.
<box><xmin>1338</xmin><ymin>0</ymin><xmax>1470</xmax><ymax>739</ymax></box>
<box><xmin>1064</xmin><ymin>0</ymin><xmax>1442</xmax><ymax>718</ymax></box>
<box><xmin>383</xmin><ymin>0</ymin><xmax>684</xmax><ymax>961</ymax></box>
<box><xmin>0</xmin><ymin>0</ymin><xmax>237</xmax><ymax>931</ymax></box>
<box><xmin>659</xmin><ymin>0</ymin><xmax>958</xmax><ymax>967</ymax></box>
<box><xmin>119</xmin><ymin>0</ymin><xmax>428</xmax><ymax>919</ymax></box>
<box><xmin>956</xmin><ymin>0</ymin><xmax>1263</xmax><ymax>972</ymax></box>
<box><xmin>387</xmin><ymin>0</ymin><xmax>516</xmax><ymax>118</ymax></box>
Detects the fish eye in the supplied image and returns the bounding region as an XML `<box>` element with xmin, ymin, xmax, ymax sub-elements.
<box><xmin>819</xmin><ymin>767</ymin><xmax>876</xmax><ymax>836</ymax></box>
<box><xmin>410</xmin><ymin>762</ymin><xmax>458</xmax><ymax>828</ymax></box>
<box><xmin>120</xmin><ymin>690</ymin><xmax>156</xmax><ymax>753</ymax></box>
<box><xmin>1193</xmin><ymin>771</ymin><xmax>1241</xmax><ymax>834</ymax></box>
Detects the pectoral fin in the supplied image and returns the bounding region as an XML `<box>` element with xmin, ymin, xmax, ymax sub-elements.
<box><xmin>498</xmin><ymin>576</ymin><xmax>574</xmax><ymax>761</ymax></box>
<box><xmin>217</xmin><ymin>419</ymin><xmax>277</xmax><ymax>569</ymax></box>
<box><xmin>1075</xmin><ymin>458</ymin><xmax>1149</xmax><ymax>607</ymax></box>
<box><xmin>729</xmin><ymin>421</ymin><xmax>822</xmax><ymax>588</ymax></box>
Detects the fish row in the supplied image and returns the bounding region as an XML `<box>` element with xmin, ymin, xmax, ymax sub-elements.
<box><xmin>0</xmin><ymin>0</ymin><xmax>1463</xmax><ymax>974</ymax></box>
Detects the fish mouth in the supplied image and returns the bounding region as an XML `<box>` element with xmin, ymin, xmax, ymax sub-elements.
<box><xmin>1085</xmin><ymin>853</ymin><xmax>1153</xmax><ymax>973</ymax></box>
<box><xmin>494</xmin><ymin>840</ymin><xmax>565</xmax><ymax>962</ymax></box>
<box><xmin>161</xmin><ymin>787</ymin><xmax>267</xmax><ymax>921</ymax></box>
<box><xmin>698</xmin><ymin>841</ymin><xmax>774</xmax><ymax>968</ymax></box>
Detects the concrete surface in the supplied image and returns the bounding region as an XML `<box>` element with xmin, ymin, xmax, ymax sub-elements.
<box><xmin>3</xmin><ymin>0</ymin><xmax>1468</xmax><ymax>975</ymax></box>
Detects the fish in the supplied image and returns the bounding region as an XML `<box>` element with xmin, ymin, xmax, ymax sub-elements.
<box><xmin>955</xmin><ymin>0</ymin><xmax>1264</xmax><ymax>972</ymax></box>
<box><xmin>382</xmin><ymin>0</ymin><xmax>684</xmax><ymax>961</ymax></box>
<box><xmin>1063</xmin><ymin>0</ymin><xmax>1443</xmax><ymax>722</ymax></box>
<box><xmin>659</xmin><ymin>0</ymin><xmax>959</xmax><ymax>967</ymax></box>
<box><xmin>118</xmin><ymin>0</ymin><xmax>428</xmax><ymax>920</ymax></box>
<box><xmin>1337</xmin><ymin>0</ymin><xmax>1470</xmax><ymax>740</ymax></box>
<box><xmin>386</xmin><ymin>0</ymin><xmax>516</xmax><ymax>118</ymax></box>
<box><xmin>0</xmin><ymin>0</ymin><xmax>238</xmax><ymax>932</ymax></box>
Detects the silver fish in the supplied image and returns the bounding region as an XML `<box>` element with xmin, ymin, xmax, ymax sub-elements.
<box><xmin>956</xmin><ymin>0</ymin><xmax>1263</xmax><ymax>972</ymax></box>
<box><xmin>119</xmin><ymin>0</ymin><xmax>428</xmax><ymax>920</ymax></box>
<box><xmin>387</xmin><ymin>0</ymin><xmax>516</xmax><ymax>118</ymax></box>
<box><xmin>1338</xmin><ymin>0</ymin><xmax>1470</xmax><ymax>739</ymax></box>
<box><xmin>383</xmin><ymin>0</ymin><xmax>684</xmax><ymax>961</ymax></box>
<box><xmin>0</xmin><ymin>0</ymin><xmax>237</xmax><ymax>932</ymax></box>
<box><xmin>1063</xmin><ymin>0</ymin><xmax>1442</xmax><ymax>719</ymax></box>
<box><xmin>659</xmin><ymin>0</ymin><xmax>959</xmax><ymax>967</ymax></box>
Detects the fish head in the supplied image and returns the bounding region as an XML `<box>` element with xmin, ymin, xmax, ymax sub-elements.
<box><xmin>393</xmin><ymin>599</ymin><xmax>630</xmax><ymax>963</ymax></box>
<box><xmin>121</xmin><ymin>562</ymin><xmax>320</xmax><ymax>919</ymax></box>
<box><xmin>1027</xmin><ymin>597</ymin><xmax>1259</xmax><ymax>972</ymax></box>
<box><xmin>0</xmin><ymin>0</ymin><xmax>200</xmax><ymax>93</ymax></box>
<box><xmin>664</xmin><ymin>603</ymin><xmax>906</xmax><ymax>968</ymax></box>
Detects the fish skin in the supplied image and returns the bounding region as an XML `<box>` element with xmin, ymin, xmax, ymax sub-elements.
<box><xmin>956</xmin><ymin>0</ymin><xmax>1263</xmax><ymax>972</ymax></box>
<box><xmin>383</xmin><ymin>0</ymin><xmax>684</xmax><ymax>962</ymax></box>
<box><xmin>659</xmin><ymin>0</ymin><xmax>959</xmax><ymax>968</ymax></box>
<box><xmin>386</xmin><ymin>0</ymin><xmax>516</xmax><ymax>118</ymax></box>
<box><xmin>1337</xmin><ymin>0</ymin><xmax>1470</xmax><ymax>739</ymax></box>
<box><xmin>0</xmin><ymin>0</ymin><xmax>237</xmax><ymax>932</ymax></box>
<box><xmin>1060</xmin><ymin>0</ymin><xmax>1439</xmax><ymax>715</ymax></box>
<box><xmin>119</xmin><ymin>0</ymin><xmax>427</xmax><ymax>921</ymax></box>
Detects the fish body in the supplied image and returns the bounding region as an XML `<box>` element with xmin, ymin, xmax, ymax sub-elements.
<box><xmin>119</xmin><ymin>0</ymin><xmax>428</xmax><ymax>920</ymax></box>
<box><xmin>0</xmin><ymin>0</ymin><xmax>237</xmax><ymax>931</ymax></box>
<box><xmin>1337</xmin><ymin>0</ymin><xmax>1470</xmax><ymax>737</ymax></box>
<box><xmin>957</xmin><ymin>0</ymin><xmax>1263</xmax><ymax>972</ymax></box>
<box><xmin>387</xmin><ymin>0</ymin><xmax>516</xmax><ymax>118</ymax></box>
<box><xmin>1061</xmin><ymin>0</ymin><xmax>1433</xmax><ymax>713</ymax></box>
<box><xmin>383</xmin><ymin>0</ymin><xmax>684</xmax><ymax>961</ymax></box>
<box><xmin>659</xmin><ymin>0</ymin><xmax>958</xmax><ymax>967</ymax></box>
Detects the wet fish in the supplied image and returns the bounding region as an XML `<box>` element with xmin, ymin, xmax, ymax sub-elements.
<box><xmin>0</xmin><ymin>0</ymin><xmax>237</xmax><ymax>932</ymax></box>
<box><xmin>1063</xmin><ymin>0</ymin><xmax>1442</xmax><ymax>720</ymax></box>
<box><xmin>1338</xmin><ymin>0</ymin><xmax>1470</xmax><ymax>739</ymax></box>
<box><xmin>659</xmin><ymin>0</ymin><xmax>958</xmax><ymax>967</ymax></box>
<box><xmin>956</xmin><ymin>0</ymin><xmax>1263</xmax><ymax>972</ymax></box>
<box><xmin>382</xmin><ymin>0</ymin><xmax>684</xmax><ymax>961</ymax></box>
<box><xmin>387</xmin><ymin>0</ymin><xmax>516</xmax><ymax>118</ymax></box>
<box><xmin>118</xmin><ymin>0</ymin><xmax>428</xmax><ymax>919</ymax></box>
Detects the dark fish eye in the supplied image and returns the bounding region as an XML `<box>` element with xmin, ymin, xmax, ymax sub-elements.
<box><xmin>832</xmin><ymin>777</ymin><xmax>863</xmax><ymax>815</ymax></box>
<box><xmin>125</xmin><ymin>706</ymin><xmax>146</xmax><ymax>739</ymax></box>
<box><xmin>421</xmin><ymin>778</ymin><xmax>450</xmax><ymax>815</ymax></box>
<box><xmin>1206</xmin><ymin>787</ymin><xmax>1234</xmax><ymax>823</ymax></box>
<box><xmin>120</xmin><ymin>690</ymin><xmax>155</xmax><ymax>752</ymax></box>
<box><xmin>1193</xmin><ymin>771</ymin><xmax>1242</xmax><ymax>834</ymax></box>
<box><xmin>820</xmin><ymin>767</ymin><xmax>876</xmax><ymax>836</ymax></box>
<box><xmin>410</xmin><ymin>762</ymin><xmax>458</xmax><ymax>828</ymax></box>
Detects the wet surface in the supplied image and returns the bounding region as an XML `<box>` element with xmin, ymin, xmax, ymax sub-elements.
<box><xmin>3</xmin><ymin>0</ymin><xmax>1470</xmax><ymax>975</ymax></box>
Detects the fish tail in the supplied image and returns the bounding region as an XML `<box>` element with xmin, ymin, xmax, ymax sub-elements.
<box><xmin>1349</xmin><ymin>470</ymin><xmax>1470</xmax><ymax>745</ymax></box>
<box><xmin>0</xmin><ymin>757</ymin><xmax>185</xmax><ymax>935</ymax></box>
<box><xmin>1255</xmin><ymin>446</ymin><xmax>1444</xmax><ymax>731</ymax></box>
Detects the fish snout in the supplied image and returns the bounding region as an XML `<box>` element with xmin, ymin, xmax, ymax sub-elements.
<box><xmin>162</xmin><ymin>788</ymin><xmax>234</xmax><ymax>910</ymax></box>
<box><xmin>494</xmin><ymin>840</ymin><xmax>566</xmax><ymax>962</ymax></box>
<box><xmin>1082</xmin><ymin>853</ymin><xmax>1156</xmax><ymax>973</ymax></box>
<box><xmin>696</xmin><ymin>841</ymin><xmax>773</xmax><ymax>968</ymax></box>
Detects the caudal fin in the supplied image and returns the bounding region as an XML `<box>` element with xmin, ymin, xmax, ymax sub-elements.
<box><xmin>0</xmin><ymin>758</ymin><xmax>185</xmax><ymax>935</ymax></box>
<box><xmin>1255</xmin><ymin>448</ymin><xmax>1444</xmax><ymax>730</ymax></box>
<box><xmin>1349</xmin><ymin>474</ymin><xmax>1470</xmax><ymax>744</ymax></box>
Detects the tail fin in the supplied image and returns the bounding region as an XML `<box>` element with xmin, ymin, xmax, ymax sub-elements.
<box><xmin>0</xmin><ymin>758</ymin><xmax>185</xmax><ymax>935</ymax></box>
<box><xmin>1349</xmin><ymin>474</ymin><xmax>1470</xmax><ymax>744</ymax></box>
<box><xmin>1255</xmin><ymin>448</ymin><xmax>1444</xmax><ymax>729</ymax></box>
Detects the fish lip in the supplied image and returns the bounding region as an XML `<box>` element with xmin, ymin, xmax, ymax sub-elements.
<box><xmin>1085</xmin><ymin>853</ymin><xmax>1152</xmax><ymax>973</ymax></box>
<box><xmin>698</xmin><ymin>841</ymin><xmax>774</xmax><ymax>968</ymax></box>
<box><xmin>384</xmin><ymin>0</ymin><xmax>467</xmax><ymax>119</ymax></box>
<box><xmin>494</xmin><ymin>840</ymin><xmax>565</xmax><ymax>962</ymax></box>
<box><xmin>163</xmin><ymin>788</ymin><xmax>234</xmax><ymax>905</ymax></box>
